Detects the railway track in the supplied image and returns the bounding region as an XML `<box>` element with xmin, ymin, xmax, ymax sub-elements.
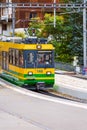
<box><xmin>33</xmin><ymin>89</ymin><xmax>87</xmax><ymax>103</ymax></box>
<box><xmin>0</xmin><ymin>77</ymin><xmax>87</xmax><ymax>104</ymax></box>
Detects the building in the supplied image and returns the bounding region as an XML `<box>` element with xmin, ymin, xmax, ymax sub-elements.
<box><xmin>0</xmin><ymin>0</ymin><xmax>12</xmax><ymax>35</ymax></box>
<box><xmin>13</xmin><ymin>0</ymin><xmax>60</xmax><ymax>28</ymax></box>
<box><xmin>0</xmin><ymin>0</ymin><xmax>59</xmax><ymax>36</ymax></box>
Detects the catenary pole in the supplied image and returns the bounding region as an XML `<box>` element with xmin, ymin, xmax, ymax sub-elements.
<box><xmin>83</xmin><ymin>0</ymin><xmax>87</xmax><ymax>67</ymax></box>
<box><xmin>12</xmin><ymin>5</ymin><xmax>15</xmax><ymax>37</ymax></box>
<box><xmin>54</xmin><ymin>0</ymin><xmax>56</xmax><ymax>28</ymax></box>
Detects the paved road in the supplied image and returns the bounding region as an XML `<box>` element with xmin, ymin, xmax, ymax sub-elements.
<box><xmin>55</xmin><ymin>73</ymin><xmax>87</xmax><ymax>89</ymax></box>
<box><xmin>0</xmin><ymin>80</ymin><xmax>87</xmax><ymax>130</ymax></box>
<box><xmin>55</xmin><ymin>73</ymin><xmax>87</xmax><ymax>99</ymax></box>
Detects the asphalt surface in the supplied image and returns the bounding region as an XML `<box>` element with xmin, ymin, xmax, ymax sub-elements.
<box><xmin>1</xmin><ymin>80</ymin><xmax>87</xmax><ymax>130</ymax></box>
<box><xmin>55</xmin><ymin>70</ymin><xmax>87</xmax><ymax>100</ymax></box>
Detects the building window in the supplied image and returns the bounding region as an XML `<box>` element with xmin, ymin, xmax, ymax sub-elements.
<box><xmin>2</xmin><ymin>24</ymin><xmax>7</xmax><ymax>31</ymax></box>
<box><xmin>30</xmin><ymin>12</ymin><xmax>37</xmax><ymax>19</ymax></box>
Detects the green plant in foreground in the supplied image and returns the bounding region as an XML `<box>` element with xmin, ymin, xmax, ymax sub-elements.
<box><xmin>53</xmin><ymin>84</ymin><xmax>59</xmax><ymax>91</ymax></box>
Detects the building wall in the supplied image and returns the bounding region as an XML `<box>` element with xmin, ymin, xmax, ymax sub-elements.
<box><xmin>12</xmin><ymin>0</ymin><xmax>59</xmax><ymax>28</ymax></box>
<box><xmin>0</xmin><ymin>0</ymin><xmax>60</xmax><ymax>34</ymax></box>
<box><xmin>0</xmin><ymin>0</ymin><xmax>12</xmax><ymax>35</ymax></box>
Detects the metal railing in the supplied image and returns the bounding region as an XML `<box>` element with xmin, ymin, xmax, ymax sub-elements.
<box><xmin>55</xmin><ymin>62</ymin><xmax>75</xmax><ymax>71</ymax></box>
<box><xmin>55</xmin><ymin>62</ymin><xmax>84</xmax><ymax>74</ymax></box>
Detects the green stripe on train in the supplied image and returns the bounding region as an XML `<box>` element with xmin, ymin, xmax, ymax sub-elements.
<box><xmin>2</xmin><ymin>71</ymin><xmax>54</xmax><ymax>86</ymax></box>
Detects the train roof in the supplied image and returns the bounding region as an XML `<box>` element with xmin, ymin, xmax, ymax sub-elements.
<box><xmin>0</xmin><ymin>36</ymin><xmax>48</xmax><ymax>44</ymax></box>
<box><xmin>0</xmin><ymin>36</ymin><xmax>54</xmax><ymax>50</ymax></box>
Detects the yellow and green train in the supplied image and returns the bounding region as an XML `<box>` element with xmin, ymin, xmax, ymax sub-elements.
<box><xmin>0</xmin><ymin>37</ymin><xmax>55</xmax><ymax>90</ymax></box>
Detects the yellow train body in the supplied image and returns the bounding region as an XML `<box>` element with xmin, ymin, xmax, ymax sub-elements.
<box><xmin>0</xmin><ymin>40</ymin><xmax>55</xmax><ymax>89</ymax></box>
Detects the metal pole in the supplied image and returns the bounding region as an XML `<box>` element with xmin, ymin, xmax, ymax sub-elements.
<box><xmin>12</xmin><ymin>5</ymin><xmax>15</xmax><ymax>37</ymax></box>
<box><xmin>83</xmin><ymin>0</ymin><xmax>87</xmax><ymax>67</ymax></box>
<box><xmin>54</xmin><ymin>0</ymin><xmax>56</xmax><ymax>28</ymax></box>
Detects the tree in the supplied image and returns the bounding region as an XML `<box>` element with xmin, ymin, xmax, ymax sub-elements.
<box><xmin>63</xmin><ymin>0</ymin><xmax>83</xmax><ymax>65</ymax></box>
<box><xmin>28</xmin><ymin>14</ymin><xmax>74</xmax><ymax>63</ymax></box>
<box><xmin>28</xmin><ymin>17</ymin><xmax>45</xmax><ymax>37</ymax></box>
<box><xmin>28</xmin><ymin>0</ymin><xmax>83</xmax><ymax>65</ymax></box>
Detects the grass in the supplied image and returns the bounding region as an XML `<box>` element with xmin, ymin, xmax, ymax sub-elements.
<box><xmin>53</xmin><ymin>84</ymin><xmax>59</xmax><ymax>91</ymax></box>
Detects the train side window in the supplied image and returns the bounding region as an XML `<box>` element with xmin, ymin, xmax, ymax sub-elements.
<box><xmin>9</xmin><ymin>49</ymin><xmax>11</xmax><ymax>64</ymax></box>
<box><xmin>13</xmin><ymin>49</ymin><xmax>16</xmax><ymax>65</ymax></box>
<box><xmin>9</xmin><ymin>49</ymin><xmax>13</xmax><ymax>64</ymax></box>
<box><xmin>9</xmin><ymin>49</ymin><xmax>24</xmax><ymax>67</ymax></box>
<box><xmin>2</xmin><ymin>52</ymin><xmax>6</xmax><ymax>69</ymax></box>
<box><xmin>9</xmin><ymin>49</ymin><xmax>16</xmax><ymax>65</ymax></box>
<box><xmin>2</xmin><ymin>51</ymin><xmax>8</xmax><ymax>70</ymax></box>
<box><xmin>0</xmin><ymin>52</ymin><xmax>2</xmax><ymax>66</ymax></box>
<box><xmin>19</xmin><ymin>50</ymin><xmax>24</xmax><ymax>67</ymax></box>
<box><xmin>15</xmin><ymin>49</ymin><xmax>19</xmax><ymax>66</ymax></box>
<box><xmin>28</xmin><ymin>52</ymin><xmax>34</xmax><ymax>64</ymax></box>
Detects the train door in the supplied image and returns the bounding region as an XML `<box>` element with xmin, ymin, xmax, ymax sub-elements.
<box><xmin>24</xmin><ymin>50</ymin><xmax>35</xmax><ymax>68</ymax></box>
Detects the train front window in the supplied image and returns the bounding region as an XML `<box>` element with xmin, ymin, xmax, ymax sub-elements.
<box><xmin>37</xmin><ymin>51</ymin><xmax>52</xmax><ymax>65</ymax></box>
<box><xmin>23</xmin><ymin>50</ymin><xmax>53</xmax><ymax>68</ymax></box>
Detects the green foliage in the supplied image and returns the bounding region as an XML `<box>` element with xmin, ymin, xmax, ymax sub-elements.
<box><xmin>65</xmin><ymin>10</ymin><xmax>83</xmax><ymax>65</ymax></box>
<box><xmin>28</xmin><ymin>17</ymin><xmax>45</xmax><ymax>37</ymax></box>
<box><xmin>28</xmin><ymin>6</ymin><xmax>83</xmax><ymax>65</ymax></box>
<box><xmin>14</xmin><ymin>31</ymin><xmax>25</xmax><ymax>38</ymax></box>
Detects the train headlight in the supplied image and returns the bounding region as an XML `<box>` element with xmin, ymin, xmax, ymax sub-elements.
<box><xmin>46</xmin><ymin>71</ymin><xmax>51</xmax><ymax>75</ymax></box>
<box><xmin>36</xmin><ymin>45</ymin><xmax>42</xmax><ymax>49</ymax></box>
<box><xmin>28</xmin><ymin>72</ymin><xmax>33</xmax><ymax>76</ymax></box>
